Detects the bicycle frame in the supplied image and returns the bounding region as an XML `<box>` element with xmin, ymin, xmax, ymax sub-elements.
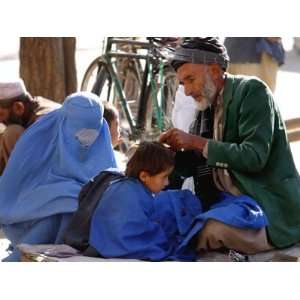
<box><xmin>100</xmin><ymin>37</ymin><xmax>171</xmax><ymax>139</ymax></box>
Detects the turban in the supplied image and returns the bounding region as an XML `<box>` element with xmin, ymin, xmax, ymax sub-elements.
<box><xmin>170</xmin><ymin>37</ymin><xmax>230</xmax><ymax>71</ymax></box>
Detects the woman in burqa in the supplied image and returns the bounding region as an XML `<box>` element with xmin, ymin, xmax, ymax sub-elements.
<box><xmin>0</xmin><ymin>92</ymin><xmax>117</xmax><ymax>261</ymax></box>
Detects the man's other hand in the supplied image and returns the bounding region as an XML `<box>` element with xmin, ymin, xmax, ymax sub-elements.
<box><xmin>159</xmin><ymin>128</ymin><xmax>208</xmax><ymax>152</ymax></box>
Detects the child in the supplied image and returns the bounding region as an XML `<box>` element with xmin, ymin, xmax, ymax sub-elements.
<box><xmin>103</xmin><ymin>101</ymin><xmax>128</xmax><ymax>171</ymax></box>
<box><xmin>89</xmin><ymin>141</ymin><xmax>202</xmax><ymax>261</ymax></box>
<box><xmin>103</xmin><ymin>101</ymin><xmax>121</xmax><ymax>148</ymax></box>
<box><xmin>125</xmin><ymin>141</ymin><xmax>174</xmax><ymax>193</ymax></box>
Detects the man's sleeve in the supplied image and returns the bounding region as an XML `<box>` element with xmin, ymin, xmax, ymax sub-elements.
<box><xmin>207</xmin><ymin>82</ymin><xmax>275</xmax><ymax>173</ymax></box>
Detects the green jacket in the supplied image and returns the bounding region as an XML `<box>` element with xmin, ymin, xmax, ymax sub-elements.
<box><xmin>207</xmin><ymin>74</ymin><xmax>300</xmax><ymax>248</ymax></box>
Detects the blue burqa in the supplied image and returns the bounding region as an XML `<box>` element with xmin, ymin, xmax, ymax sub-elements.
<box><xmin>90</xmin><ymin>177</ymin><xmax>268</xmax><ymax>261</ymax></box>
<box><xmin>0</xmin><ymin>92</ymin><xmax>117</xmax><ymax>261</ymax></box>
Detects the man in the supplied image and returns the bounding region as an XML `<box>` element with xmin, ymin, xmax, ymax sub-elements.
<box><xmin>160</xmin><ymin>37</ymin><xmax>300</xmax><ymax>255</ymax></box>
<box><xmin>0</xmin><ymin>79</ymin><xmax>60</xmax><ymax>174</ymax></box>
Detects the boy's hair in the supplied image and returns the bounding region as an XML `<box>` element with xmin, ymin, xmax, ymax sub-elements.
<box><xmin>125</xmin><ymin>141</ymin><xmax>175</xmax><ymax>178</ymax></box>
<box><xmin>103</xmin><ymin>101</ymin><xmax>118</xmax><ymax>127</ymax></box>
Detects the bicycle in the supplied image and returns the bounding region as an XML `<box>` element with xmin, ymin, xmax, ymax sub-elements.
<box><xmin>81</xmin><ymin>37</ymin><xmax>178</xmax><ymax>145</ymax></box>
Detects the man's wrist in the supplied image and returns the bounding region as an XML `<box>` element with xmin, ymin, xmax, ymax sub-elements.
<box><xmin>192</xmin><ymin>135</ymin><xmax>208</xmax><ymax>152</ymax></box>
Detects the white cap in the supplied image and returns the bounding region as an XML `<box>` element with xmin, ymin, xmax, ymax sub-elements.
<box><xmin>0</xmin><ymin>79</ymin><xmax>27</xmax><ymax>101</ymax></box>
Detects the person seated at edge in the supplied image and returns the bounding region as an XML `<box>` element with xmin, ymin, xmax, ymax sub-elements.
<box><xmin>160</xmin><ymin>37</ymin><xmax>300</xmax><ymax>255</ymax></box>
<box><xmin>0</xmin><ymin>78</ymin><xmax>60</xmax><ymax>175</ymax></box>
<box><xmin>88</xmin><ymin>142</ymin><xmax>268</xmax><ymax>261</ymax></box>
<box><xmin>103</xmin><ymin>101</ymin><xmax>127</xmax><ymax>171</ymax></box>
<box><xmin>0</xmin><ymin>92</ymin><xmax>117</xmax><ymax>261</ymax></box>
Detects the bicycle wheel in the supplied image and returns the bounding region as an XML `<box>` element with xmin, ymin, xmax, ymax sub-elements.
<box><xmin>161</xmin><ymin>66</ymin><xmax>178</xmax><ymax>128</ymax></box>
<box><xmin>81</xmin><ymin>57</ymin><xmax>144</xmax><ymax>150</ymax></box>
<box><xmin>140</xmin><ymin>66</ymin><xmax>178</xmax><ymax>142</ymax></box>
<box><xmin>81</xmin><ymin>56</ymin><xmax>104</xmax><ymax>92</ymax></box>
<box><xmin>81</xmin><ymin>57</ymin><xmax>116</xmax><ymax>103</ymax></box>
<box><xmin>81</xmin><ymin>56</ymin><xmax>141</xmax><ymax>106</ymax></box>
<box><xmin>81</xmin><ymin>57</ymin><xmax>121</xmax><ymax>106</ymax></box>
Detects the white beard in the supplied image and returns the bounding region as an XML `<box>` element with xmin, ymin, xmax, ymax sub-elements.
<box><xmin>194</xmin><ymin>72</ymin><xmax>218</xmax><ymax>111</ymax></box>
<box><xmin>194</xmin><ymin>98</ymin><xmax>211</xmax><ymax>111</ymax></box>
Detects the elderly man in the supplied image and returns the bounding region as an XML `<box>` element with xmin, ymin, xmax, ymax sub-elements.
<box><xmin>160</xmin><ymin>37</ymin><xmax>300</xmax><ymax>255</ymax></box>
<box><xmin>0</xmin><ymin>79</ymin><xmax>60</xmax><ymax>174</ymax></box>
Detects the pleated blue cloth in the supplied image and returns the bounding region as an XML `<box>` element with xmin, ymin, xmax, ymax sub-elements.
<box><xmin>90</xmin><ymin>175</ymin><xmax>268</xmax><ymax>261</ymax></box>
<box><xmin>178</xmin><ymin>192</ymin><xmax>269</xmax><ymax>253</ymax></box>
<box><xmin>0</xmin><ymin>92</ymin><xmax>117</xmax><ymax>261</ymax></box>
<box><xmin>90</xmin><ymin>178</ymin><xmax>201</xmax><ymax>261</ymax></box>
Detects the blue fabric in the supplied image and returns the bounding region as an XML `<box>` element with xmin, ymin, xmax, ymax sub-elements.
<box><xmin>90</xmin><ymin>178</ymin><xmax>268</xmax><ymax>261</ymax></box>
<box><xmin>153</xmin><ymin>190</ymin><xmax>202</xmax><ymax>237</ymax></box>
<box><xmin>179</xmin><ymin>192</ymin><xmax>269</xmax><ymax>250</ymax></box>
<box><xmin>256</xmin><ymin>38</ymin><xmax>285</xmax><ymax>66</ymax></box>
<box><xmin>0</xmin><ymin>92</ymin><xmax>117</xmax><ymax>260</ymax></box>
<box><xmin>90</xmin><ymin>179</ymin><xmax>201</xmax><ymax>261</ymax></box>
<box><xmin>2</xmin><ymin>213</ymin><xmax>73</xmax><ymax>261</ymax></box>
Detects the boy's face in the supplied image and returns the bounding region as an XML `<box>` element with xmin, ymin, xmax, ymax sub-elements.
<box><xmin>140</xmin><ymin>166</ymin><xmax>174</xmax><ymax>194</ymax></box>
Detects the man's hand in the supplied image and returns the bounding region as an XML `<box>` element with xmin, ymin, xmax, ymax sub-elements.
<box><xmin>159</xmin><ymin>128</ymin><xmax>208</xmax><ymax>152</ymax></box>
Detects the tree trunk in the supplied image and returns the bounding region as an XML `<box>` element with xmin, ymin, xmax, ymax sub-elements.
<box><xmin>19</xmin><ymin>37</ymin><xmax>77</xmax><ymax>103</ymax></box>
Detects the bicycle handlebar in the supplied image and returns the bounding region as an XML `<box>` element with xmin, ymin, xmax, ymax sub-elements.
<box><xmin>107</xmin><ymin>37</ymin><xmax>177</xmax><ymax>51</ymax></box>
<box><xmin>108</xmin><ymin>38</ymin><xmax>152</xmax><ymax>49</ymax></box>
<box><xmin>105</xmin><ymin>37</ymin><xmax>175</xmax><ymax>61</ymax></box>
<box><xmin>147</xmin><ymin>37</ymin><xmax>179</xmax><ymax>47</ymax></box>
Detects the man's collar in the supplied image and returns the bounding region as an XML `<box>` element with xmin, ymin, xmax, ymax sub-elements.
<box><xmin>223</xmin><ymin>73</ymin><xmax>234</xmax><ymax>106</ymax></box>
<box><xmin>212</xmin><ymin>75</ymin><xmax>226</xmax><ymax>109</ymax></box>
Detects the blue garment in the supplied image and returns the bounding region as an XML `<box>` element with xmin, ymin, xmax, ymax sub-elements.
<box><xmin>2</xmin><ymin>213</ymin><xmax>73</xmax><ymax>261</ymax></box>
<box><xmin>179</xmin><ymin>192</ymin><xmax>269</xmax><ymax>251</ymax></box>
<box><xmin>256</xmin><ymin>38</ymin><xmax>285</xmax><ymax>66</ymax></box>
<box><xmin>90</xmin><ymin>179</ymin><xmax>201</xmax><ymax>261</ymax></box>
<box><xmin>90</xmin><ymin>176</ymin><xmax>268</xmax><ymax>261</ymax></box>
<box><xmin>0</xmin><ymin>92</ymin><xmax>117</xmax><ymax>261</ymax></box>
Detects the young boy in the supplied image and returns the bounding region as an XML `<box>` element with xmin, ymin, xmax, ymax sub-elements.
<box><xmin>125</xmin><ymin>141</ymin><xmax>174</xmax><ymax>193</ymax></box>
<box><xmin>89</xmin><ymin>141</ymin><xmax>202</xmax><ymax>261</ymax></box>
